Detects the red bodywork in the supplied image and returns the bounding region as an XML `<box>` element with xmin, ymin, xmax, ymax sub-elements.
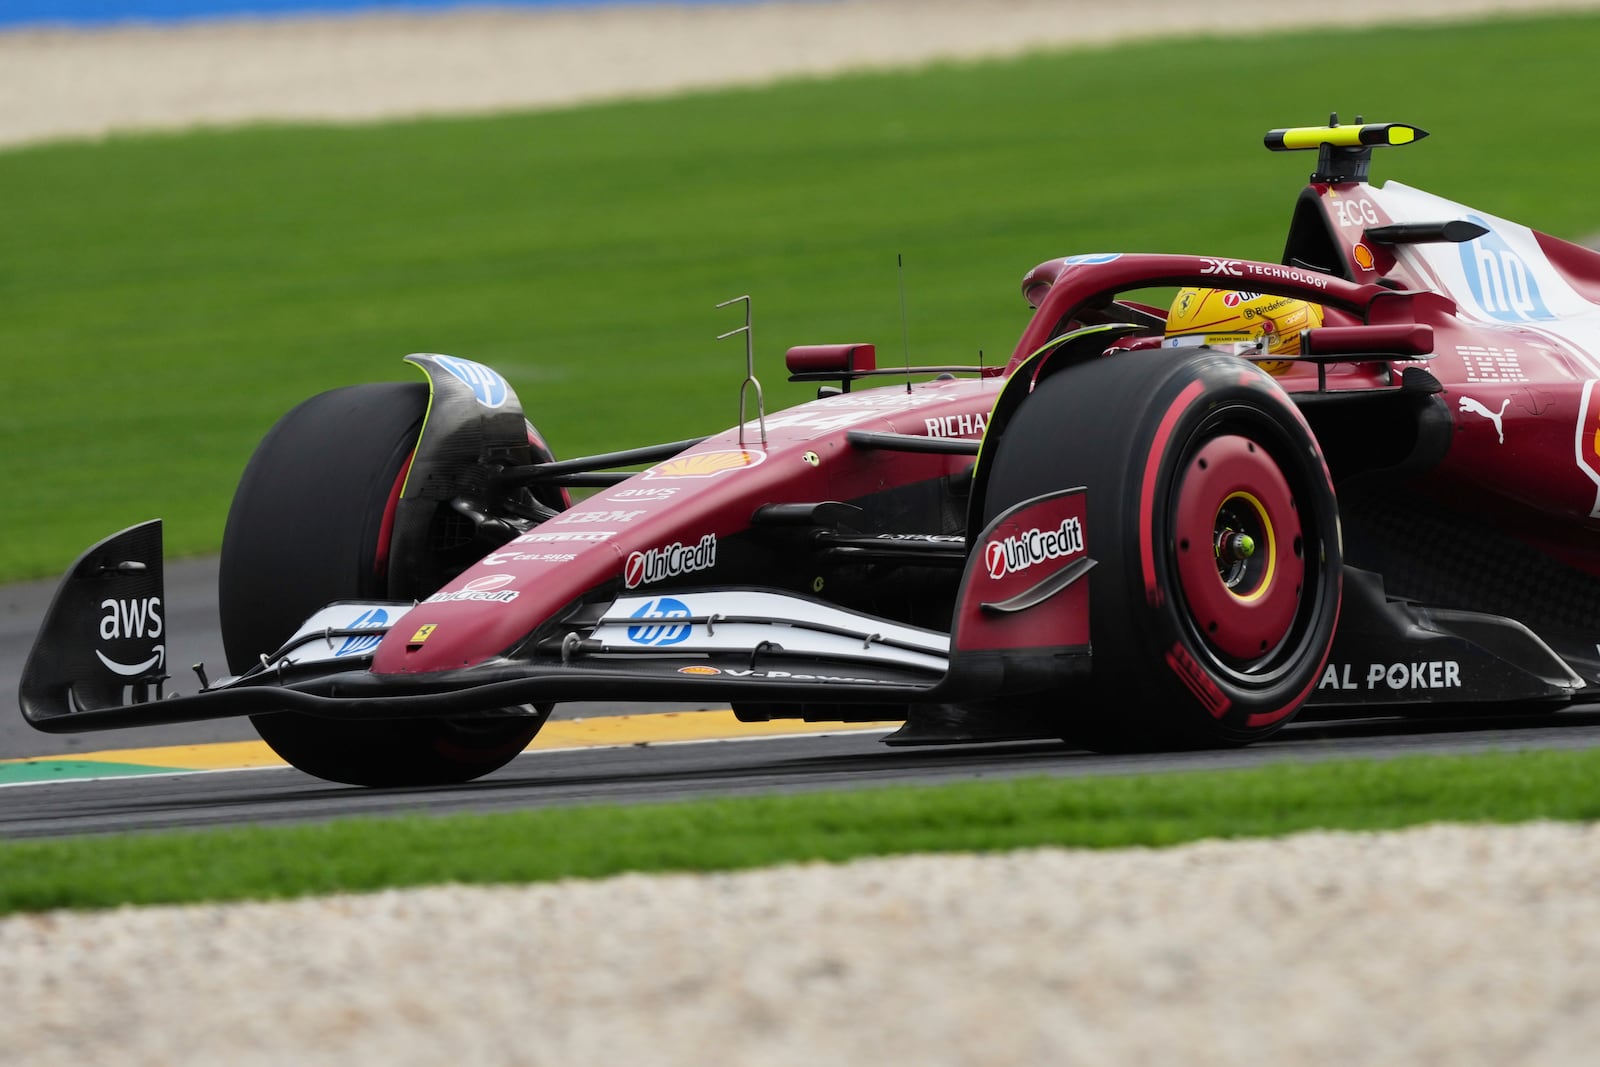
<box><xmin>377</xmin><ymin>378</ymin><xmax>1001</xmax><ymax>674</ymax></box>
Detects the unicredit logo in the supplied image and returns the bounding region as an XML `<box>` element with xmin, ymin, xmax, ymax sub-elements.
<box><xmin>984</xmin><ymin>517</ymin><xmax>1084</xmax><ymax>580</ymax></box>
<box><xmin>624</xmin><ymin>534</ymin><xmax>717</xmax><ymax>589</ymax></box>
<box><xmin>424</xmin><ymin>573</ymin><xmax>522</xmax><ymax>604</ymax></box>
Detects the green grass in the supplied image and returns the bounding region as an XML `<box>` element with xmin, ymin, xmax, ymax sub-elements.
<box><xmin>3</xmin><ymin>747</ymin><xmax>1598</xmax><ymax>914</ymax></box>
<box><xmin>4</xmin><ymin>13</ymin><xmax>1600</xmax><ymax>581</ymax></box>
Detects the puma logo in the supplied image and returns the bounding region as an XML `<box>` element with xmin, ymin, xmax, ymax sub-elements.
<box><xmin>1458</xmin><ymin>395</ymin><xmax>1510</xmax><ymax>444</ymax></box>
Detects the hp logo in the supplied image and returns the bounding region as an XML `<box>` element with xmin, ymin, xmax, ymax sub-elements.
<box><xmin>431</xmin><ymin>355</ymin><xmax>509</xmax><ymax>407</ymax></box>
<box><xmin>626</xmin><ymin>597</ymin><xmax>692</xmax><ymax>647</ymax></box>
<box><xmin>1459</xmin><ymin>215</ymin><xmax>1553</xmax><ymax>323</ymax></box>
<box><xmin>335</xmin><ymin>607</ymin><xmax>389</xmax><ymax>657</ymax></box>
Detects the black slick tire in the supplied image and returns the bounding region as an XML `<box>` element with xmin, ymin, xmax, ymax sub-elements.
<box><xmin>982</xmin><ymin>347</ymin><xmax>1342</xmax><ymax>749</ymax></box>
<box><xmin>220</xmin><ymin>382</ymin><xmax>541</xmax><ymax>787</ymax></box>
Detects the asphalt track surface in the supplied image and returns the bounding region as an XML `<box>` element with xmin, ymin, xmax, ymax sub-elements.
<box><xmin>9</xmin><ymin>709</ymin><xmax>1600</xmax><ymax>840</ymax></box>
<box><xmin>8</xmin><ymin>559</ymin><xmax>1600</xmax><ymax>839</ymax></box>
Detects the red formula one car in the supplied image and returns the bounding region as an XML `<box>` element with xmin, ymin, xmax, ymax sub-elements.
<box><xmin>22</xmin><ymin>118</ymin><xmax>1600</xmax><ymax>785</ymax></box>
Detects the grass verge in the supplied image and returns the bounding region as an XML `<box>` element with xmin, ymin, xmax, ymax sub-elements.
<box><xmin>3</xmin><ymin>747</ymin><xmax>1598</xmax><ymax>914</ymax></box>
<box><xmin>4</xmin><ymin>13</ymin><xmax>1600</xmax><ymax>581</ymax></box>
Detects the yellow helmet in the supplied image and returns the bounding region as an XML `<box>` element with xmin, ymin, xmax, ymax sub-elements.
<box><xmin>1165</xmin><ymin>288</ymin><xmax>1323</xmax><ymax>375</ymax></box>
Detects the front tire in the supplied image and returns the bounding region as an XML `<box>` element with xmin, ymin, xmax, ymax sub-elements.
<box><xmin>982</xmin><ymin>347</ymin><xmax>1341</xmax><ymax>749</ymax></box>
<box><xmin>220</xmin><ymin>382</ymin><xmax>543</xmax><ymax>787</ymax></box>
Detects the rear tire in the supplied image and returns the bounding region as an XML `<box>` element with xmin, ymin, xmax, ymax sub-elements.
<box><xmin>982</xmin><ymin>347</ymin><xmax>1341</xmax><ymax>749</ymax></box>
<box><xmin>221</xmin><ymin>382</ymin><xmax>543</xmax><ymax>787</ymax></box>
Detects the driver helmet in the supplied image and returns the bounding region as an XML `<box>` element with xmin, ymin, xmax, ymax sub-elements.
<box><xmin>1165</xmin><ymin>288</ymin><xmax>1323</xmax><ymax>375</ymax></box>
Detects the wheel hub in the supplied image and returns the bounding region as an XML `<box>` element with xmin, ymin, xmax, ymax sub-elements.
<box><xmin>1173</xmin><ymin>433</ymin><xmax>1305</xmax><ymax>662</ymax></box>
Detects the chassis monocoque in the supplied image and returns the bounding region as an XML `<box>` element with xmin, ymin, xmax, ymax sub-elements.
<box><xmin>22</xmin><ymin>118</ymin><xmax>1600</xmax><ymax>785</ymax></box>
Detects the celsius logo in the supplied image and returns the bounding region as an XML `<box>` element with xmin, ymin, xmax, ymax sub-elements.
<box><xmin>624</xmin><ymin>534</ymin><xmax>717</xmax><ymax>589</ymax></box>
<box><xmin>96</xmin><ymin>596</ymin><xmax>166</xmax><ymax>677</ymax></box>
<box><xmin>479</xmin><ymin>550</ymin><xmax>578</xmax><ymax>566</ymax></box>
<box><xmin>1459</xmin><ymin>215</ymin><xmax>1554</xmax><ymax>322</ymax></box>
<box><xmin>430</xmin><ymin>354</ymin><xmax>510</xmax><ymax>407</ymax></box>
<box><xmin>627</xmin><ymin>597</ymin><xmax>693</xmax><ymax>646</ymax></box>
<box><xmin>984</xmin><ymin>517</ymin><xmax>1085</xmax><ymax>580</ymax></box>
<box><xmin>335</xmin><ymin>607</ymin><xmax>388</xmax><ymax>657</ymax></box>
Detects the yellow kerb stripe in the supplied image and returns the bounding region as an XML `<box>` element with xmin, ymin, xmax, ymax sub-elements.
<box><xmin>0</xmin><ymin>711</ymin><xmax>899</xmax><ymax>771</ymax></box>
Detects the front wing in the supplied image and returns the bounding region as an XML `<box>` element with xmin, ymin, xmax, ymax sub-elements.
<box><xmin>17</xmin><ymin>521</ymin><xmax>984</xmax><ymax>734</ymax></box>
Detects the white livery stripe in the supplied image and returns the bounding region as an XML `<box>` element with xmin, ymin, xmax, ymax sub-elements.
<box><xmin>1368</xmin><ymin>181</ymin><xmax>1600</xmax><ymax>378</ymax></box>
<box><xmin>595</xmin><ymin>590</ymin><xmax>950</xmax><ymax>673</ymax></box>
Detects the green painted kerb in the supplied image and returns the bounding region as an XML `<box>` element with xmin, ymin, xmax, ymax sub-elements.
<box><xmin>0</xmin><ymin>761</ymin><xmax>178</xmax><ymax>785</ymax></box>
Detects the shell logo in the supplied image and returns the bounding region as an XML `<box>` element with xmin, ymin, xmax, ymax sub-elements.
<box><xmin>677</xmin><ymin>665</ymin><xmax>722</xmax><ymax>676</ymax></box>
<box><xmin>643</xmin><ymin>449</ymin><xmax>766</xmax><ymax>480</ymax></box>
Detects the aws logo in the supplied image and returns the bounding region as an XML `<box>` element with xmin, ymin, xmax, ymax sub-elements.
<box><xmin>97</xmin><ymin>596</ymin><xmax>165</xmax><ymax>677</ymax></box>
<box><xmin>1459</xmin><ymin>215</ymin><xmax>1554</xmax><ymax>322</ymax></box>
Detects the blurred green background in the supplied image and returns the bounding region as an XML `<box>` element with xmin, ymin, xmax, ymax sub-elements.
<box><xmin>4</xmin><ymin>12</ymin><xmax>1599</xmax><ymax>581</ymax></box>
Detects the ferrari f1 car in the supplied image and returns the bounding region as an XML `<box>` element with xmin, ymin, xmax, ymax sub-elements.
<box><xmin>22</xmin><ymin>117</ymin><xmax>1600</xmax><ymax>785</ymax></box>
